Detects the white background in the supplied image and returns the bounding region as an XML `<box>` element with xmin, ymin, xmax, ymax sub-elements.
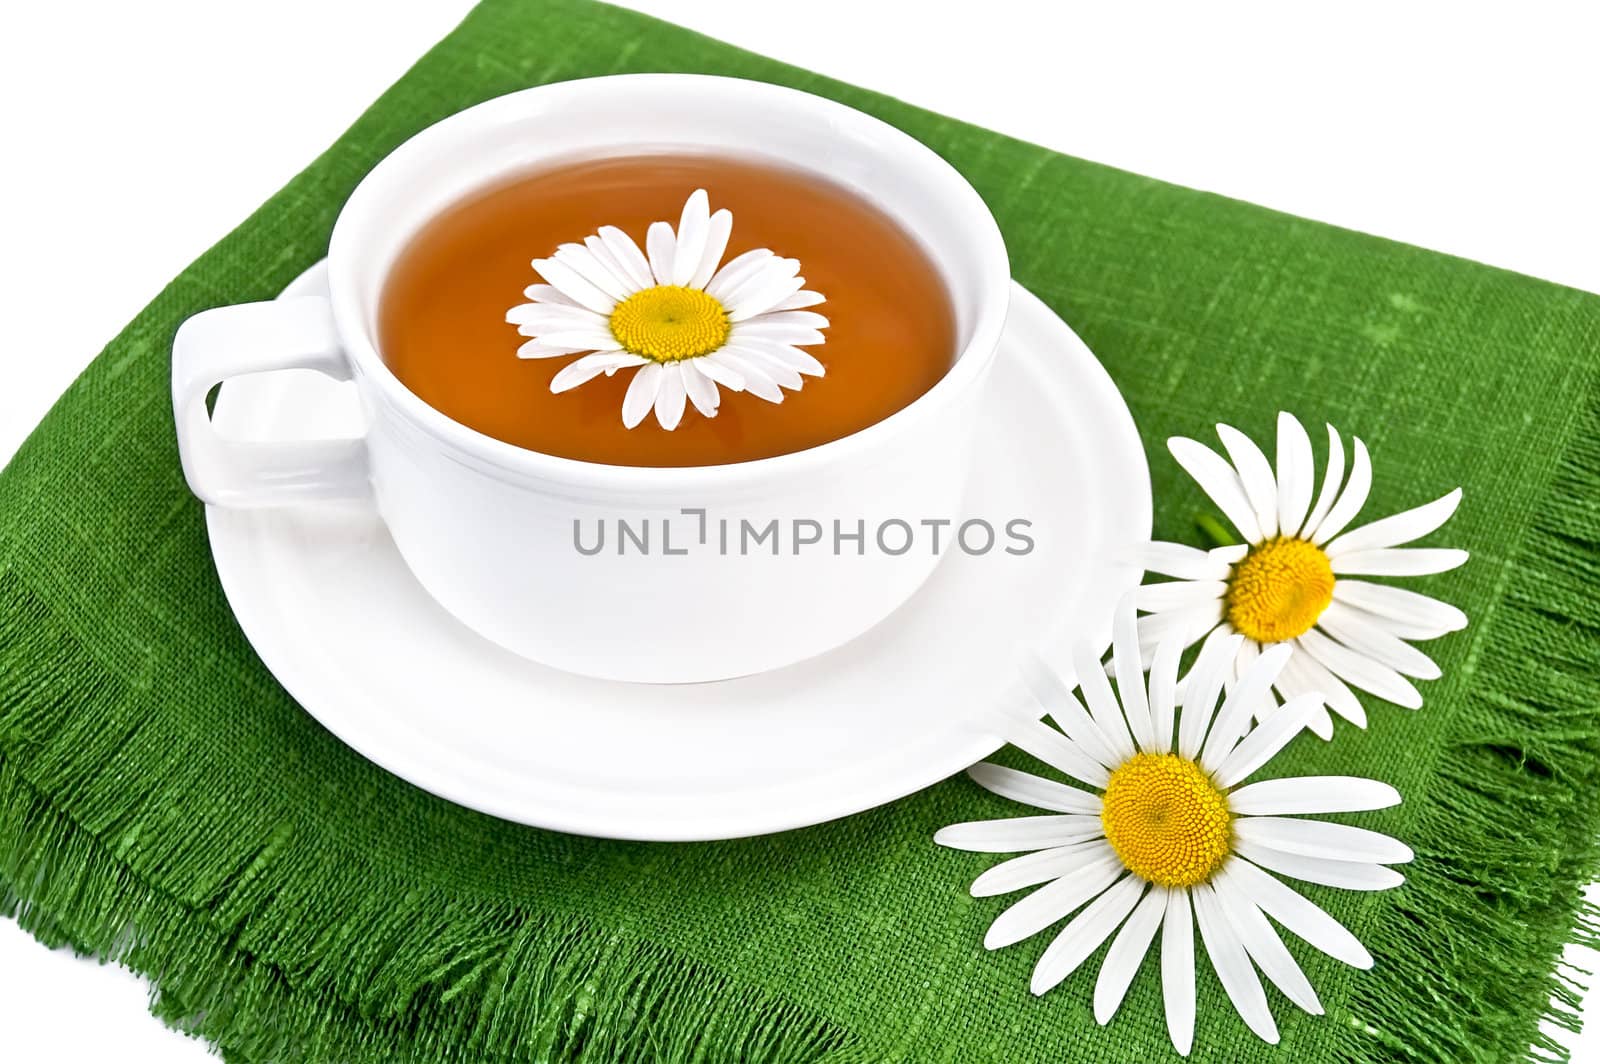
<box><xmin>2</xmin><ymin>2</ymin><xmax>1596</xmax><ymax>1059</ymax></box>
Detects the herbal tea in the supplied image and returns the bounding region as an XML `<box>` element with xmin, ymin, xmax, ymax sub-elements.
<box><xmin>378</xmin><ymin>153</ymin><xmax>957</xmax><ymax>466</ymax></box>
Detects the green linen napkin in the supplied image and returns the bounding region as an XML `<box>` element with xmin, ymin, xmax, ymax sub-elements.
<box><xmin>3</xmin><ymin>1</ymin><xmax>1598</xmax><ymax>1060</ymax></box>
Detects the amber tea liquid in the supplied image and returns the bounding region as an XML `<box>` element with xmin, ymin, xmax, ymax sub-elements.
<box><xmin>378</xmin><ymin>154</ymin><xmax>957</xmax><ymax>467</ymax></box>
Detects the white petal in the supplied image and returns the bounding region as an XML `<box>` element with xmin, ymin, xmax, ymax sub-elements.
<box><xmin>1230</xmin><ymin>635</ymin><xmax>1260</xmax><ymax>698</ymax></box>
<box><xmin>712</xmin><ymin>351</ymin><xmax>784</xmax><ymax>403</ymax></box>
<box><xmin>1238</xmin><ymin>642</ymin><xmax>1295</xmax><ymax>733</ymax></box>
<box><xmin>581</xmin><ymin>236</ymin><xmax>641</xmax><ymax>298</ymax></box>
<box><xmin>1019</xmin><ymin>656</ymin><xmax>1122</xmax><ymax>769</ymax></box>
<box><xmin>723</xmin><ymin>253</ymin><xmax>798</xmax><ymax>297</ymax></box>
<box><xmin>1324</xmin><ymin>487</ymin><xmax>1462</xmax><ymax>556</ymax></box>
<box><xmin>1253</xmin><ymin>661</ymin><xmax>1282</xmax><ymax>720</ymax></box>
<box><xmin>1112</xmin><ymin>598</ymin><xmax>1156</xmax><ymax>752</ymax></box>
<box><xmin>1233</xmin><ymin>816</ymin><xmax>1414</xmax><ymax>865</ymax></box>
<box><xmin>728</xmin><ymin>321</ymin><xmax>826</xmax><ymax>347</ymax></box>
<box><xmin>652</xmin><ymin>364</ymin><xmax>687</xmax><ymax>430</ymax></box>
<box><xmin>506</xmin><ymin>302</ymin><xmax>608</xmax><ymax>330</ymax></box>
<box><xmin>1300</xmin><ymin>424</ymin><xmax>1346</xmax><ymax>541</ymax></box>
<box><xmin>741</xmin><ymin>346</ymin><xmax>807</xmax><ymax>391</ymax></box>
<box><xmin>934</xmin><ymin>814</ymin><xmax>1105</xmax><ymax>855</ymax></box>
<box><xmin>1168</xmin><ymin>437</ymin><xmax>1264</xmax><ymax>543</ymax></box>
<box><xmin>694</xmin><ymin>353</ymin><xmax>744</xmax><ymax>391</ymax></box>
<box><xmin>1178</xmin><ymin>630</ymin><xmax>1244</xmax><ymax>760</ymax></box>
<box><xmin>720</xmin><ymin>257</ymin><xmax>800</xmax><ymax>315</ymax></box>
<box><xmin>1093</xmin><ymin>885</ymin><xmax>1167</xmax><ymax>1024</ymax></box>
<box><xmin>549</xmin><ymin>351</ymin><xmax>647</xmax><ymax>393</ymax></box>
<box><xmin>1283</xmin><ymin>649</ymin><xmax>1367</xmax><ymax>728</ymax></box>
<box><xmin>970</xmin><ymin>839</ymin><xmax>1113</xmax><ymax>897</ymax></box>
<box><xmin>1324</xmin><ymin>598</ymin><xmax>1452</xmax><ymax>640</ymax></box>
<box><xmin>530</xmin><ymin>257</ymin><xmax>616</xmax><ymax>315</ymax></box>
<box><xmin>738</xmin><ymin>309</ymin><xmax>829</xmax><ymax>332</ymax></box>
<box><xmin>1268</xmin><ymin>656</ymin><xmax>1336</xmax><ymax>737</ymax></box>
<box><xmin>1330</xmin><ymin>547</ymin><xmax>1470</xmax><ymax>577</ymax></box>
<box><xmin>1072</xmin><ymin>641</ymin><xmax>1138</xmax><ymax>763</ymax></box>
<box><xmin>1223</xmin><ymin>859</ymin><xmax>1375</xmax><ymax>968</ymax></box>
<box><xmin>553</xmin><ymin>242</ymin><xmax>631</xmax><ymax>301</ymax></box>
<box><xmin>689</xmin><ymin>209</ymin><xmax>734</xmax><ymax>290</ymax></box>
<box><xmin>984</xmin><ymin>855</ymin><xmax>1122</xmax><ymax>949</ymax></box>
<box><xmin>1333</xmin><ymin>601</ymin><xmax>1454</xmax><ymax>642</ymax></box>
<box><xmin>728</xmin><ymin>273</ymin><xmax>810</xmax><ymax>321</ymax></box>
<box><xmin>596</xmin><ymin>226</ymin><xmax>655</xmax><ymax>291</ymax></box>
<box><xmin>1267</xmin><ymin>653</ymin><xmax>1305</xmax><ymax>725</ymax></box>
<box><xmin>1308</xmin><ymin>704</ymin><xmax>1336</xmax><ymax>741</ymax></box>
<box><xmin>1331</xmin><ymin>580</ymin><xmax>1468</xmax><ymax>633</ymax></box>
<box><xmin>536</xmin><ymin>327</ymin><xmax>626</xmax><ymax>352</ymax></box>
<box><xmin>671</xmin><ymin>189</ymin><xmax>711</xmax><ymax>286</ymax></box>
<box><xmin>1136</xmin><ymin>580</ymin><xmax>1228</xmax><ymax>613</ymax></box>
<box><xmin>511</xmin><ymin>324</ymin><xmax>608</xmax><ymax>349</ymax></box>
<box><xmin>1211</xmin><ymin>875</ymin><xmax>1322</xmax><ymax>1015</ymax></box>
<box><xmin>737</xmin><ymin>339</ymin><xmax>825</xmax><ymax>377</ymax></box>
<box><xmin>1309</xmin><ymin>436</ymin><xmax>1371</xmax><ymax>544</ymax></box>
<box><xmin>966</xmin><ymin>762</ymin><xmax>1101</xmax><ymax>814</ymax></box>
<box><xmin>1002</xmin><ymin>715</ymin><xmax>1111</xmax><ymax>789</ymax></box>
<box><xmin>1269</xmin><ymin>673</ymin><xmax>1307</xmax><ymax>721</ymax></box>
<box><xmin>1276</xmin><ymin>412</ymin><xmax>1315</xmax><ymax>537</ymax></box>
<box><xmin>1192</xmin><ymin>883</ymin><xmax>1279</xmax><ymax>1043</ymax></box>
<box><xmin>1228</xmin><ymin>776</ymin><xmax>1401</xmax><ymax>816</ymax></box>
<box><xmin>516</xmin><ymin>340</ymin><xmax>588</xmax><ymax>360</ymax></box>
<box><xmin>705</xmin><ymin>248</ymin><xmax>775</xmax><ymax>300</ymax></box>
<box><xmin>621</xmin><ymin>363</ymin><xmax>662</xmax><ymax>429</ymax></box>
<box><xmin>1162</xmin><ymin>888</ymin><xmax>1195</xmax><ymax>1057</ymax></box>
<box><xmin>1217</xmin><ymin>423</ymin><xmax>1280</xmax><ymax>539</ymax></box>
<box><xmin>1316</xmin><ymin>601</ymin><xmax>1441</xmax><ymax>679</ymax></box>
<box><xmin>1200</xmin><ymin>643</ymin><xmax>1294</xmax><ymax>772</ymax></box>
<box><xmin>1147</xmin><ymin>634</ymin><xmax>1182</xmax><ymax>755</ymax></box>
<box><xmin>1137</xmin><ymin>541</ymin><xmax>1234</xmax><ymax>581</ymax></box>
<box><xmin>1258</xmin><ymin>663</ymin><xmax>1285</xmax><ymax>718</ymax></box>
<box><xmin>737</xmin><ymin>341</ymin><xmax>831</xmax><ymax>379</ymax></box>
<box><xmin>1137</xmin><ymin>606</ymin><xmax>1223</xmax><ymax>662</ymax></box>
<box><xmin>1232</xmin><ymin>840</ymin><xmax>1405</xmax><ymax>892</ymax></box>
<box><xmin>1212</xmin><ymin>693</ymin><xmax>1322</xmax><ymax>788</ymax></box>
<box><xmin>724</xmin><ymin>343</ymin><xmax>803</xmax><ymax>391</ymax></box>
<box><xmin>1032</xmin><ymin>875</ymin><xmax>1146</xmax><ymax>995</ymax></box>
<box><xmin>772</xmin><ymin>288</ymin><xmax>826</xmax><ymax>311</ymax></box>
<box><xmin>645</xmin><ymin>221</ymin><xmax>676</xmax><ymax>285</ymax></box>
<box><xmin>1296</xmin><ymin>628</ymin><xmax>1422</xmax><ymax>709</ymax></box>
<box><xmin>682</xmin><ymin>363</ymin><xmax>721</xmax><ymax>418</ymax></box>
<box><xmin>520</xmin><ymin>282</ymin><xmax>581</xmax><ymax>307</ymax></box>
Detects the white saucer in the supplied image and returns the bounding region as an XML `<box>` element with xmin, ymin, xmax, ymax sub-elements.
<box><xmin>206</xmin><ymin>262</ymin><xmax>1150</xmax><ymax>840</ymax></box>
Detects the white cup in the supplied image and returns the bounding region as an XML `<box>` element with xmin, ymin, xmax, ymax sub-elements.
<box><xmin>173</xmin><ymin>74</ymin><xmax>1010</xmax><ymax>683</ymax></box>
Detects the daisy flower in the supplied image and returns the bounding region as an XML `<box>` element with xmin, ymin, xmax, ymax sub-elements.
<box><xmin>505</xmin><ymin>188</ymin><xmax>828</xmax><ymax>430</ymax></box>
<box><xmin>1136</xmin><ymin>413</ymin><xmax>1467</xmax><ymax>738</ymax></box>
<box><xmin>935</xmin><ymin>598</ymin><xmax>1411</xmax><ymax>1055</ymax></box>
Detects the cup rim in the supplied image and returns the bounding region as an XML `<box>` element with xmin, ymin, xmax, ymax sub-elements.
<box><xmin>327</xmin><ymin>73</ymin><xmax>1010</xmax><ymax>490</ymax></box>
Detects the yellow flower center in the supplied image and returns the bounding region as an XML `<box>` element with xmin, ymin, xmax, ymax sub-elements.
<box><xmin>1101</xmin><ymin>753</ymin><xmax>1232</xmax><ymax>888</ymax></box>
<box><xmin>1224</xmin><ymin>536</ymin><xmax>1335</xmax><ymax>643</ymax></box>
<box><xmin>608</xmin><ymin>285</ymin><xmax>730</xmax><ymax>362</ymax></box>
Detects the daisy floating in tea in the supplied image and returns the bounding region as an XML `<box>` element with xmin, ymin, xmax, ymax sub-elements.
<box><xmin>506</xmin><ymin>189</ymin><xmax>828</xmax><ymax>430</ymax></box>
<box><xmin>1134</xmin><ymin>413</ymin><xmax>1467</xmax><ymax>736</ymax></box>
<box><xmin>936</xmin><ymin>598</ymin><xmax>1412</xmax><ymax>1055</ymax></box>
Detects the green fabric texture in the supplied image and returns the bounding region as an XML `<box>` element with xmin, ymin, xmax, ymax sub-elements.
<box><xmin>3</xmin><ymin>1</ymin><xmax>1599</xmax><ymax>1060</ymax></box>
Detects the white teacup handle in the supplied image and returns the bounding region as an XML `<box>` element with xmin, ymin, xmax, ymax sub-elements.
<box><xmin>172</xmin><ymin>296</ymin><xmax>370</xmax><ymax>507</ymax></box>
